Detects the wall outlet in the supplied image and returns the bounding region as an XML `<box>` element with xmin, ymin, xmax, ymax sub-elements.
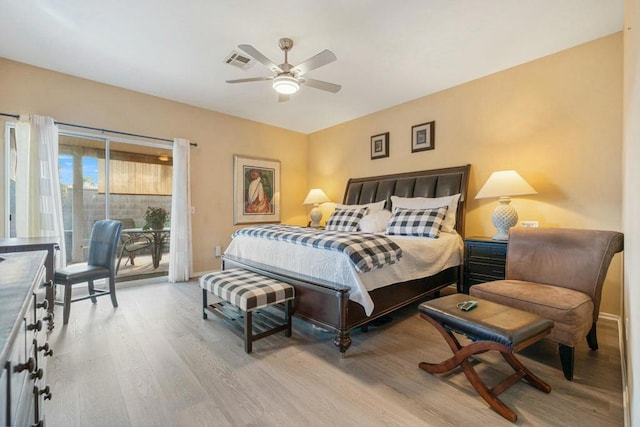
<box><xmin>521</xmin><ymin>221</ymin><xmax>539</xmax><ymax>228</ymax></box>
<box><xmin>215</xmin><ymin>246</ymin><xmax>221</xmax><ymax>257</ymax></box>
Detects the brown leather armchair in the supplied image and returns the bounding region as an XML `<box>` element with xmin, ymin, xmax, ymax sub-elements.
<box><xmin>469</xmin><ymin>227</ymin><xmax>623</xmax><ymax>380</ymax></box>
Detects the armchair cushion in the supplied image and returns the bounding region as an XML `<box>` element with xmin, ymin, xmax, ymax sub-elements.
<box><xmin>470</xmin><ymin>280</ymin><xmax>594</xmax><ymax>347</ymax></box>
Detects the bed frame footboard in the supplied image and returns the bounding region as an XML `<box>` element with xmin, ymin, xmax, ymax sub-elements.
<box><xmin>222</xmin><ymin>254</ymin><xmax>458</xmax><ymax>355</ymax></box>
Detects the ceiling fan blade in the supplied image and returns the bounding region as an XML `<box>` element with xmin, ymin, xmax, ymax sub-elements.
<box><xmin>226</xmin><ymin>76</ymin><xmax>273</xmax><ymax>83</ymax></box>
<box><xmin>300</xmin><ymin>77</ymin><xmax>342</xmax><ymax>93</ymax></box>
<box><xmin>238</xmin><ymin>44</ymin><xmax>283</xmax><ymax>74</ymax></box>
<box><xmin>278</xmin><ymin>94</ymin><xmax>290</xmax><ymax>103</ymax></box>
<box><xmin>291</xmin><ymin>50</ymin><xmax>337</xmax><ymax>76</ymax></box>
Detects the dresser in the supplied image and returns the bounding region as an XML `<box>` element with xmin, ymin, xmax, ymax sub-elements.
<box><xmin>0</xmin><ymin>238</ymin><xmax>59</xmax><ymax>331</ymax></box>
<box><xmin>0</xmin><ymin>251</ymin><xmax>54</xmax><ymax>426</ymax></box>
<box><xmin>462</xmin><ymin>237</ymin><xmax>507</xmax><ymax>294</ymax></box>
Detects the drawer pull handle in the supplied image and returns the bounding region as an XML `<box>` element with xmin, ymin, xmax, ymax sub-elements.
<box><xmin>30</xmin><ymin>368</ymin><xmax>43</xmax><ymax>380</ymax></box>
<box><xmin>27</xmin><ymin>320</ymin><xmax>42</xmax><ymax>332</ymax></box>
<box><xmin>39</xmin><ymin>385</ymin><xmax>52</xmax><ymax>400</ymax></box>
<box><xmin>43</xmin><ymin>313</ymin><xmax>54</xmax><ymax>324</ymax></box>
<box><xmin>36</xmin><ymin>299</ymin><xmax>49</xmax><ymax>310</ymax></box>
<box><xmin>37</xmin><ymin>342</ymin><xmax>54</xmax><ymax>357</ymax></box>
<box><xmin>14</xmin><ymin>357</ymin><xmax>35</xmax><ymax>373</ymax></box>
<box><xmin>32</xmin><ymin>420</ymin><xmax>44</xmax><ymax>427</ymax></box>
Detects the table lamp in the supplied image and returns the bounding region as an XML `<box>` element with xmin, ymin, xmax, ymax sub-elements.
<box><xmin>475</xmin><ymin>170</ymin><xmax>537</xmax><ymax>240</ymax></box>
<box><xmin>303</xmin><ymin>188</ymin><xmax>330</xmax><ymax>227</ymax></box>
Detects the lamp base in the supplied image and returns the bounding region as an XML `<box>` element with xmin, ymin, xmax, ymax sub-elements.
<box><xmin>309</xmin><ymin>205</ymin><xmax>323</xmax><ymax>228</ymax></box>
<box><xmin>491</xmin><ymin>197</ymin><xmax>518</xmax><ymax>241</ymax></box>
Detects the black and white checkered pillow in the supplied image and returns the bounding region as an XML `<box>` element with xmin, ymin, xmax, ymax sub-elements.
<box><xmin>325</xmin><ymin>207</ymin><xmax>368</xmax><ymax>232</ymax></box>
<box><xmin>385</xmin><ymin>206</ymin><xmax>448</xmax><ymax>238</ymax></box>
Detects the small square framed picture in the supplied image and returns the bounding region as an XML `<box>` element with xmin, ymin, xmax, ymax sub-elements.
<box><xmin>370</xmin><ymin>132</ymin><xmax>389</xmax><ymax>159</ymax></box>
<box><xmin>411</xmin><ymin>121</ymin><xmax>435</xmax><ymax>153</ymax></box>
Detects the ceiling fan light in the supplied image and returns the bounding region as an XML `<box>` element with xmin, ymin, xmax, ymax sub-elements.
<box><xmin>272</xmin><ymin>75</ymin><xmax>300</xmax><ymax>95</ymax></box>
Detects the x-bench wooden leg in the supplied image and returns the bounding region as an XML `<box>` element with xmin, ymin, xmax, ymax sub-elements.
<box><xmin>419</xmin><ymin>312</ymin><xmax>551</xmax><ymax>423</ymax></box>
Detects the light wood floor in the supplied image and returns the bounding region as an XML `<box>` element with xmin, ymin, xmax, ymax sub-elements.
<box><xmin>45</xmin><ymin>280</ymin><xmax>624</xmax><ymax>426</ymax></box>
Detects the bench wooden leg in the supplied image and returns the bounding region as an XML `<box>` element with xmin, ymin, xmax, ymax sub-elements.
<box><xmin>202</xmin><ymin>289</ymin><xmax>208</xmax><ymax>320</ymax></box>
<box><xmin>245</xmin><ymin>310</ymin><xmax>253</xmax><ymax>354</ymax></box>
<box><xmin>418</xmin><ymin>313</ymin><xmax>550</xmax><ymax>423</ymax></box>
<box><xmin>285</xmin><ymin>300</ymin><xmax>292</xmax><ymax>337</ymax></box>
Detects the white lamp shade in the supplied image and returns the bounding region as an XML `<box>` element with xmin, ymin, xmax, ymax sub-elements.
<box><xmin>273</xmin><ymin>75</ymin><xmax>300</xmax><ymax>95</ymax></box>
<box><xmin>304</xmin><ymin>188</ymin><xmax>330</xmax><ymax>227</ymax></box>
<box><xmin>475</xmin><ymin>170</ymin><xmax>537</xmax><ymax>199</ymax></box>
<box><xmin>476</xmin><ymin>170</ymin><xmax>537</xmax><ymax>240</ymax></box>
<box><xmin>303</xmin><ymin>188</ymin><xmax>330</xmax><ymax>205</ymax></box>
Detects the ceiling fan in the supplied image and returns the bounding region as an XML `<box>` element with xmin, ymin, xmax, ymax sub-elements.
<box><xmin>226</xmin><ymin>38</ymin><xmax>341</xmax><ymax>102</ymax></box>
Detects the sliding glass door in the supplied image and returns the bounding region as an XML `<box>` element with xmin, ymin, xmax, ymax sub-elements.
<box><xmin>5</xmin><ymin>125</ymin><xmax>173</xmax><ymax>280</ymax></box>
<box><xmin>58</xmin><ymin>134</ymin><xmax>106</xmax><ymax>263</ymax></box>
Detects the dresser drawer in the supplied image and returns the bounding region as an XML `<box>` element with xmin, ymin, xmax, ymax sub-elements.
<box><xmin>7</xmin><ymin>319</ymin><xmax>29</xmax><ymax>426</ymax></box>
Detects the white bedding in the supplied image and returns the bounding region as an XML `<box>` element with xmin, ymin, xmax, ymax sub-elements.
<box><xmin>224</xmin><ymin>230</ymin><xmax>463</xmax><ymax>315</ymax></box>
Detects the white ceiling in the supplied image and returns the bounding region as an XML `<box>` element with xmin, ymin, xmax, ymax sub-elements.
<box><xmin>0</xmin><ymin>1</ymin><xmax>624</xmax><ymax>134</ymax></box>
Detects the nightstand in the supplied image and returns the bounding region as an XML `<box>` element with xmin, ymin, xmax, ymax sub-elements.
<box><xmin>463</xmin><ymin>237</ymin><xmax>507</xmax><ymax>294</ymax></box>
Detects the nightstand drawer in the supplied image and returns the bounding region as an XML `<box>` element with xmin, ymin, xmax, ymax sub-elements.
<box><xmin>467</xmin><ymin>261</ymin><xmax>505</xmax><ymax>278</ymax></box>
<box><xmin>463</xmin><ymin>237</ymin><xmax>508</xmax><ymax>294</ymax></box>
<box><xmin>467</xmin><ymin>243</ymin><xmax>507</xmax><ymax>261</ymax></box>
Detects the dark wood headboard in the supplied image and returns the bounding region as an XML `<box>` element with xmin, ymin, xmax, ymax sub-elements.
<box><xmin>342</xmin><ymin>164</ymin><xmax>471</xmax><ymax>236</ymax></box>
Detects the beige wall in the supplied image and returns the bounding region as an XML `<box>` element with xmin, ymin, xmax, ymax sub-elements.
<box><xmin>0</xmin><ymin>33</ymin><xmax>625</xmax><ymax>315</ymax></box>
<box><xmin>624</xmin><ymin>0</ymin><xmax>639</xmax><ymax>421</ymax></box>
<box><xmin>0</xmin><ymin>58</ymin><xmax>309</xmax><ymax>274</ymax></box>
<box><xmin>309</xmin><ymin>33</ymin><xmax>624</xmax><ymax>316</ymax></box>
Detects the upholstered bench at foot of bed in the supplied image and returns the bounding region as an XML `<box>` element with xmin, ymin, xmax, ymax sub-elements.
<box><xmin>199</xmin><ymin>268</ymin><xmax>295</xmax><ymax>353</ymax></box>
<box><xmin>418</xmin><ymin>293</ymin><xmax>554</xmax><ymax>423</ymax></box>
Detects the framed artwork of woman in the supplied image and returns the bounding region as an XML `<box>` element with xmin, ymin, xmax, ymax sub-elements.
<box><xmin>233</xmin><ymin>155</ymin><xmax>281</xmax><ymax>224</ymax></box>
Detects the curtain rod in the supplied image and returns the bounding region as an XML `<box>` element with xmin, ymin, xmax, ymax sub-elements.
<box><xmin>0</xmin><ymin>112</ymin><xmax>198</xmax><ymax>147</ymax></box>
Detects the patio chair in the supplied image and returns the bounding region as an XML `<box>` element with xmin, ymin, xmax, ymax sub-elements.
<box><xmin>116</xmin><ymin>218</ymin><xmax>152</xmax><ymax>273</ymax></box>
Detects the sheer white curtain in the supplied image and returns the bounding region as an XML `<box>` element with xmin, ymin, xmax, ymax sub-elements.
<box><xmin>168</xmin><ymin>138</ymin><xmax>192</xmax><ymax>282</ymax></box>
<box><xmin>15</xmin><ymin>115</ymin><xmax>67</xmax><ymax>268</ymax></box>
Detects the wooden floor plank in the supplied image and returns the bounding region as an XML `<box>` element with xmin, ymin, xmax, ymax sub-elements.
<box><xmin>45</xmin><ymin>279</ymin><xmax>624</xmax><ymax>426</ymax></box>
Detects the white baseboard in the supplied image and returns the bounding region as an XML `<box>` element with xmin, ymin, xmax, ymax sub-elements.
<box><xmin>599</xmin><ymin>311</ymin><xmax>629</xmax><ymax>427</ymax></box>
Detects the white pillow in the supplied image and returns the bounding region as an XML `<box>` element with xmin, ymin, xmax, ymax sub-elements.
<box><xmin>358</xmin><ymin>209</ymin><xmax>392</xmax><ymax>233</ymax></box>
<box><xmin>336</xmin><ymin>200</ymin><xmax>386</xmax><ymax>214</ymax></box>
<box><xmin>390</xmin><ymin>194</ymin><xmax>461</xmax><ymax>233</ymax></box>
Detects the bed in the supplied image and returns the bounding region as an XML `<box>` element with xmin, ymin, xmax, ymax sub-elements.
<box><xmin>222</xmin><ymin>164</ymin><xmax>471</xmax><ymax>354</ymax></box>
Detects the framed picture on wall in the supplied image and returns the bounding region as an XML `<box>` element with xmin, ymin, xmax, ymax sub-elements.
<box><xmin>233</xmin><ymin>155</ymin><xmax>281</xmax><ymax>224</ymax></box>
<box><xmin>370</xmin><ymin>132</ymin><xmax>389</xmax><ymax>159</ymax></box>
<box><xmin>411</xmin><ymin>121</ymin><xmax>435</xmax><ymax>153</ymax></box>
